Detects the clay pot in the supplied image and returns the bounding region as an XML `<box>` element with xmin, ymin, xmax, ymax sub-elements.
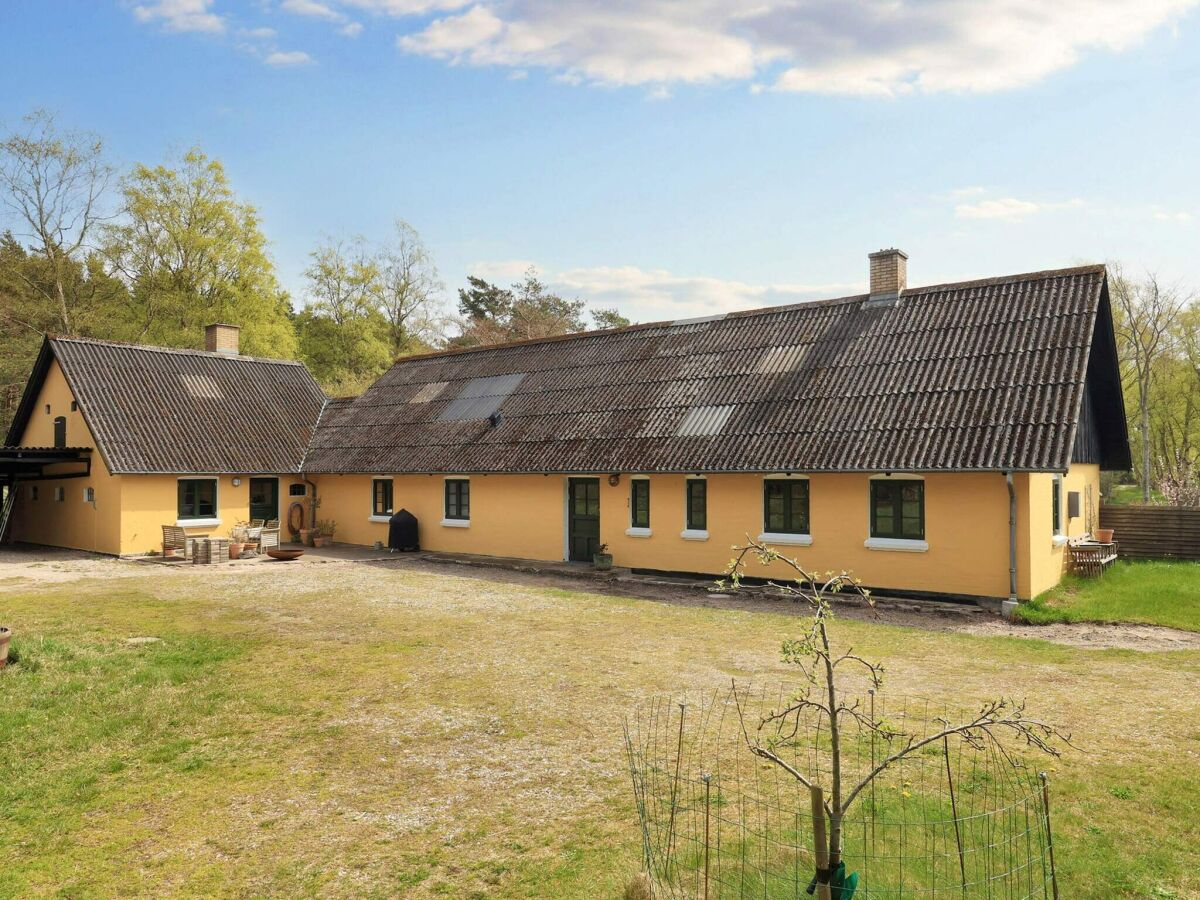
<box><xmin>299</xmin><ymin>528</ymin><xmax>312</xmax><ymax>546</ymax></box>
<box><xmin>1094</xmin><ymin>528</ymin><xmax>1115</xmax><ymax>544</ymax></box>
<box><xmin>313</xmin><ymin>535</ymin><xmax>330</xmax><ymax>548</ymax></box>
<box><xmin>228</xmin><ymin>542</ymin><xmax>245</xmax><ymax>559</ymax></box>
<box><xmin>593</xmin><ymin>552</ymin><xmax>614</xmax><ymax>571</ymax></box>
<box><xmin>0</xmin><ymin>627</ymin><xmax>11</xmax><ymax>669</ymax></box>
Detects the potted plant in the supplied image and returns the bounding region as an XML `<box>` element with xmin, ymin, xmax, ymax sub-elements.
<box><xmin>229</xmin><ymin>522</ymin><xmax>250</xmax><ymax>560</ymax></box>
<box><xmin>593</xmin><ymin>543</ymin><xmax>613</xmax><ymax>571</ymax></box>
<box><xmin>313</xmin><ymin>519</ymin><xmax>337</xmax><ymax>548</ymax></box>
<box><xmin>0</xmin><ymin>626</ymin><xmax>11</xmax><ymax>669</ymax></box>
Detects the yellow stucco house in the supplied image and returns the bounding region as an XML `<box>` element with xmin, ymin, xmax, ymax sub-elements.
<box><xmin>2</xmin><ymin>251</ymin><xmax>1130</xmax><ymax>603</ymax></box>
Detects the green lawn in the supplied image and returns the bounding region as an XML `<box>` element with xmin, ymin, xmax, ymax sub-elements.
<box><xmin>1103</xmin><ymin>483</ymin><xmax>1164</xmax><ymax>506</ymax></box>
<box><xmin>2</xmin><ymin>558</ymin><xmax>1200</xmax><ymax>897</ymax></box>
<box><xmin>1018</xmin><ymin>560</ymin><xmax>1200</xmax><ymax>631</ymax></box>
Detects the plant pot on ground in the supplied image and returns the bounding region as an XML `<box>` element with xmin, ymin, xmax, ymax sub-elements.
<box><xmin>228</xmin><ymin>541</ymin><xmax>244</xmax><ymax>559</ymax></box>
<box><xmin>593</xmin><ymin>544</ymin><xmax>614</xmax><ymax>571</ymax></box>
<box><xmin>299</xmin><ymin>528</ymin><xmax>312</xmax><ymax>546</ymax></box>
<box><xmin>0</xmin><ymin>627</ymin><xmax>11</xmax><ymax>669</ymax></box>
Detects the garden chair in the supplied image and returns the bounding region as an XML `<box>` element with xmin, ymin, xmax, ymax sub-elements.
<box><xmin>258</xmin><ymin>527</ymin><xmax>281</xmax><ymax>553</ymax></box>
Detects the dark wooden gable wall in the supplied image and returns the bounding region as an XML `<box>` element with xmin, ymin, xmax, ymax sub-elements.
<box><xmin>1071</xmin><ymin>281</ymin><xmax>1131</xmax><ymax>470</ymax></box>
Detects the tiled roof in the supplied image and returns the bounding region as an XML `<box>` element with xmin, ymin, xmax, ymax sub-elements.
<box><xmin>36</xmin><ymin>337</ymin><xmax>327</xmax><ymax>474</ymax></box>
<box><xmin>304</xmin><ymin>265</ymin><xmax>1114</xmax><ymax>475</ymax></box>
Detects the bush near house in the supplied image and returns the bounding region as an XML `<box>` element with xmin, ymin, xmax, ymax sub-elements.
<box><xmin>1017</xmin><ymin>560</ymin><xmax>1200</xmax><ymax>631</ymax></box>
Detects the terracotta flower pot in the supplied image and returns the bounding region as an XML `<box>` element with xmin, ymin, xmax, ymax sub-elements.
<box><xmin>313</xmin><ymin>535</ymin><xmax>330</xmax><ymax>548</ymax></box>
<box><xmin>0</xmin><ymin>627</ymin><xmax>11</xmax><ymax>669</ymax></box>
<box><xmin>299</xmin><ymin>528</ymin><xmax>313</xmax><ymax>547</ymax></box>
<box><xmin>593</xmin><ymin>552</ymin><xmax>614</xmax><ymax>571</ymax></box>
<box><xmin>1094</xmin><ymin>528</ymin><xmax>1114</xmax><ymax>544</ymax></box>
<box><xmin>228</xmin><ymin>542</ymin><xmax>244</xmax><ymax>559</ymax></box>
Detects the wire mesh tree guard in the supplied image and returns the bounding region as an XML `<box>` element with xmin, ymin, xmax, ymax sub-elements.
<box><xmin>625</xmin><ymin>683</ymin><xmax>1060</xmax><ymax>899</ymax></box>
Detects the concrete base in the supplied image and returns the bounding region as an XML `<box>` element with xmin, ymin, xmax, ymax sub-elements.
<box><xmin>1000</xmin><ymin>599</ymin><xmax>1020</xmax><ymax>621</ymax></box>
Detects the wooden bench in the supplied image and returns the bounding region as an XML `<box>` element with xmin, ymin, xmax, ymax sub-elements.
<box><xmin>162</xmin><ymin>524</ymin><xmax>210</xmax><ymax>559</ymax></box>
<box><xmin>1070</xmin><ymin>541</ymin><xmax>1119</xmax><ymax>577</ymax></box>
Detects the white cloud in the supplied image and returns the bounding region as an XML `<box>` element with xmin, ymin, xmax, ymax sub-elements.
<box><xmin>470</xmin><ymin>260</ymin><xmax>863</xmax><ymax>321</ymax></box>
<box><xmin>239</xmin><ymin>26</ymin><xmax>278</xmax><ymax>39</ymax></box>
<box><xmin>265</xmin><ymin>49</ymin><xmax>315</xmax><ymax>66</ymax></box>
<box><xmin>281</xmin><ymin>0</ymin><xmax>344</xmax><ymax>20</ymax></box>
<box><xmin>132</xmin><ymin>0</ymin><xmax>225</xmax><ymax>33</ymax></box>
<box><xmin>396</xmin><ymin>0</ymin><xmax>1197</xmax><ymax>94</ymax></box>
<box><xmin>955</xmin><ymin>196</ymin><xmax>1083</xmax><ymax>221</ymax></box>
<box><xmin>1153</xmin><ymin>208</ymin><xmax>1194</xmax><ymax>223</ymax></box>
<box><xmin>340</xmin><ymin>21</ymin><xmax>365</xmax><ymax>36</ymax></box>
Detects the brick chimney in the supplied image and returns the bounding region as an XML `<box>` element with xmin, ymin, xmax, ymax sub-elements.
<box><xmin>868</xmin><ymin>248</ymin><xmax>907</xmax><ymax>300</ymax></box>
<box><xmin>204</xmin><ymin>323</ymin><xmax>240</xmax><ymax>355</ymax></box>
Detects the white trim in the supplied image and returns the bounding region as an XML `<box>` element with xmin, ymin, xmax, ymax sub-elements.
<box><xmin>625</xmin><ymin>527</ymin><xmax>652</xmax><ymax>538</ymax></box>
<box><xmin>681</xmin><ymin>529</ymin><xmax>709</xmax><ymax>541</ymax></box>
<box><xmin>368</xmin><ymin>515</ymin><xmax>392</xmax><ymax>524</ymax></box>
<box><xmin>758</xmin><ymin>532</ymin><xmax>813</xmax><ymax>546</ymax></box>
<box><xmin>82</xmin><ymin>487</ymin><xmax>95</xmax><ymax>503</ymax></box>
<box><xmin>441</xmin><ymin>518</ymin><xmax>470</xmax><ymax>528</ymax></box>
<box><xmin>177</xmin><ymin>517</ymin><xmax>221</xmax><ymax>528</ymax></box>
<box><xmin>868</xmin><ymin>472</ymin><xmax>926</xmax><ymax>481</ymax></box>
<box><xmin>864</xmin><ymin>537</ymin><xmax>928</xmax><ymax>552</ymax></box>
<box><xmin>249</xmin><ymin>476</ymin><xmax>280</xmax><ymax>523</ymax></box>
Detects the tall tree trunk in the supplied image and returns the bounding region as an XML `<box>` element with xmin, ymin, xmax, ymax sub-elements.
<box><xmin>1141</xmin><ymin>379</ymin><xmax>1152</xmax><ymax>502</ymax></box>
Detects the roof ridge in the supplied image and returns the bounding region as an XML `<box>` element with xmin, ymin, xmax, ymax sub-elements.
<box><xmin>48</xmin><ymin>334</ymin><xmax>307</xmax><ymax>367</ymax></box>
<box><xmin>388</xmin><ymin>263</ymin><xmax>1107</xmax><ymax>366</ymax></box>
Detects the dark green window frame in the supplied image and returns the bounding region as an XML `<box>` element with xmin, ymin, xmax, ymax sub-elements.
<box><xmin>686</xmin><ymin>479</ymin><xmax>707</xmax><ymax>531</ymax></box>
<box><xmin>764</xmin><ymin>479</ymin><xmax>810</xmax><ymax>534</ymax></box>
<box><xmin>870</xmin><ymin>479</ymin><xmax>924</xmax><ymax>540</ymax></box>
<box><xmin>445</xmin><ymin>479</ymin><xmax>470</xmax><ymax>520</ymax></box>
<box><xmin>372</xmin><ymin>478</ymin><xmax>394</xmax><ymax>517</ymax></box>
<box><xmin>1052</xmin><ymin>476</ymin><xmax>1062</xmax><ymax>534</ymax></box>
<box><xmin>631</xmin><ymin>479</ymin><xmax>650</xmax><ymax>529</ymax></box>
<box><xmin>178</xmin><ymin>479</ymin><xmax>217</xmax><ymax>520</ymax></box>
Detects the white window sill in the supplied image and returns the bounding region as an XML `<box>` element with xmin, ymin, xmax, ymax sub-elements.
<box><xmin>177</xmin><ymin>518</ymin><xmax>221</xmax><ymax>528</ymax></box>
<box><xmin>758</xmin><ymin>532</ymin><xmax>813</xmax><ymax>547</ymax></box>
<box><xmin>680</xmin><ymin>529</ymin><xmax>709</xmax><ymax>541</ymax></box>
<box><xmin>625</xmin><ymin>527</ymin><xmax>652</xmax><ymax>538</ymax></box>
<box><xmin>1052</xmin><ymin>534</ymin><xmax>1069</xmax><ymax>547</ymax></box>
<box><xmin>441</xmin><ymin>518</ymin><xmax>470</xmax><ymax>528</ymax></box>
<box><xmin>864</xmin><ymin>537</ymin><xmax>928</xmax><ymax>552</ymax></box>
<box><xmin>368</xmin><ymin>514</ymin><xmax>393</xmax><ymax>523</ymax></box>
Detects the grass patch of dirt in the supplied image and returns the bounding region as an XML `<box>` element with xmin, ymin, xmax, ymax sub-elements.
<box><xmin>1</xmin><ymin>556</ymin><xmax>1199</xmax><ymax>897</ymax></box>
<box><xmin>1017</xmin><ymin>560</ymin><xmax>1200</xmax><ymax>632</ymax></box>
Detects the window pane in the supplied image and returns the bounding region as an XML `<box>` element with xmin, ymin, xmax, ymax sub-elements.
<box><xmin>632</xmin><ymin>481</ymin><xmax>650</xmax><ymax>528</ymax></box>
<box><xmin>688</xmin><ymin>481</ymin><xmax>706</xmax><ymax>530</ymax></box>
<box><xmin>197</xmin><ymin>481</ymin><xmax>216</xmax><ymax>517</ymax></box>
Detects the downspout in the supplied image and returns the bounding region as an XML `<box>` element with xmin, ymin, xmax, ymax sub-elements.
<box><xmin>1005</xmin><ymin>472</ymin><xmax>1018</xmax><ymax>603</ymax></box>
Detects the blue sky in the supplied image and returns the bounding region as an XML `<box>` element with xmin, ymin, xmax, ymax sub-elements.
<box><xmin>2</xmin><ymin>0</ymin><xmax>1199</xmax><ymax>322</ymax></box>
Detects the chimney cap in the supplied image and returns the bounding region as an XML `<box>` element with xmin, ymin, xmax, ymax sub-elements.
<box><xmin>869</xmin><ymin>247</ymin><xmax>909</xmax><ymax>260</ymax></box>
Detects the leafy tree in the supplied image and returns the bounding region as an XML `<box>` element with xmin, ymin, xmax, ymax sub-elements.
<box><xmin>102</xmin><ymin>148</ymin><xmax>297</xmax><ymax>358</ymax></box>
<box><xmin>452</xmin><ymin>267</ymin><xmax>588</xmax><ymax>347</ymax></box>
<box><xmin>0</xmin><ymin>109</ymin><xmax>115</xmax><ymax>336</ymax></box>
<box><xmin>377</xmin><ymin>219</ymin><xmax>446</xmax><ymax>356</ymax></box>
<box><xmin>592</xmin><ymin>307</ymin><xmax>631</xmax><ymax>330</ymax></box>
<box><xmin>297</xmin><ymin>236</ymin><xmax>391</xmax><ymax>389</ymax></box>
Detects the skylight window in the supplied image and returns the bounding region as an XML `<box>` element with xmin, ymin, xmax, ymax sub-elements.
<box><xmin>410</xmin><ymin>381</ymin><xmax>449</xmax><ymax>403</ymax></box>
<box><xmin>675</xmin><ymin>404</ymin><xmax>736</xmax><ymax>437</ymax></box>
<box><xmin>756</xmin><ymin>345</ymin><xmax>808</xmax><ymax>374</ymax></box>
<box><xmin>436</xmin><ymin>373</ymin><xmax>525</xmax><ymax>422</ymax></box>
<box><xmin>180</xmin><ymin>373</ymin><xmax>223</xmax><ymax>400</ymax></box>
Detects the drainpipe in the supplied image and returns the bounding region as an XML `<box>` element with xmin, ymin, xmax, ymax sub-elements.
<box><xmin>1005</xmin><ymin>472</ymin><xmax>1018</xmax><ymax>603</ymax></box>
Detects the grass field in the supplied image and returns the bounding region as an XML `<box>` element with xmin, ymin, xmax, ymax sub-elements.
<box><xmin>1018</xmin><ymin>560</ymin><xmax>1200</xmax><ymax>631</ymax></box>
<box><xmin>2</xmin><ymin>556</ymin><xmax>1200</xmax><ymax>897</ymax></box>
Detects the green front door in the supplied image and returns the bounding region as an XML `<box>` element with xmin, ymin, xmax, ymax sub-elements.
<box><xmin>568</xmin><ymin>478</ymin><xmax>601</xmax><ymax>562</ymax></box>
<box><xmin>249</xmin><ymin>478</ymin><xmax>279</xmax><ymax>523</ymax></box>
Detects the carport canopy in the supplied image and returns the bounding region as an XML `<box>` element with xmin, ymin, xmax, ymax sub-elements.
<box><xmin>0</xmin><ymin>446</ymin><xmax>91</xmax><ymax>484</ymax></box>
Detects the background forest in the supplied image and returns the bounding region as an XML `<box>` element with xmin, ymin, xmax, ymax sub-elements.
<box><xmin>2</xmin><ymin>110</ymin><xmax>1197</xmax><ymax>503</ymax></box>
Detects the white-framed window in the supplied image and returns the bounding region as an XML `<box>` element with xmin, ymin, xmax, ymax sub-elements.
<box><xmin>83</xmin><ymin>487</ymin><xmax>95</xmax><ymax>503</ymax></box>
<box><xmin>177</xmin><ymin>477</ymin><xmax>220</xmax><ymax>526</ymax></box>
<box><xmin>759</xmin><ymin>475</ymin><xmax>812</xmax><ymax>546</ymax></box>
<box><xmin>370</xmin><ymin>478</ymin><xmax>394</xmax><ymax>522</ymax></box>
<box><xmin>865</xmin><ymin>474</ymin><xmax>928</xmax><ymax>552</ymax></box>
<box><xmin>626</xmin><ymin>476</ymin><xmax>651</xmax><ymax>537</ymax></box>
<box><xmin>1051</xmin><ymin>475</ymin><xmax>1067</xmax><ymax>546</ymax></box>
<box><xmin>443</xmin><ymin>477</ymin><xmax>470</xmax><ymax>527</ymax></box>
<box><xmin>681</xmin><ymin>476</ymin><xmax>708</xmax><ymax>540</ymax></box>
<box><xmin>54</xmin><ymin>486</ymin><xmax>65</xmax><ymax>502</ymax></box>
